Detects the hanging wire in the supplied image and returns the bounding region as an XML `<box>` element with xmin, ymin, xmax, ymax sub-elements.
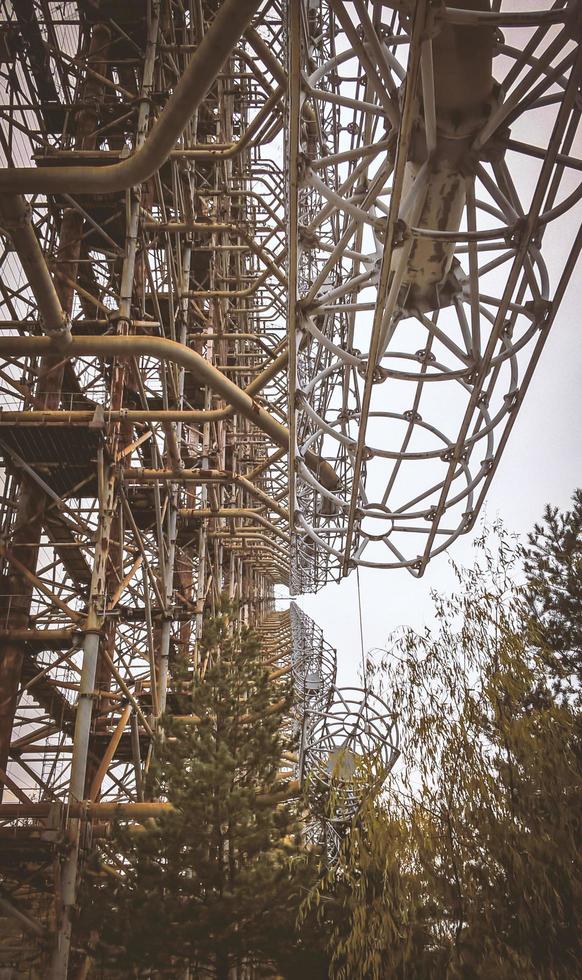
<box><xmin>356</xmin><ymin>565</ymin><xmax>368</xmax><ymax>693</ymax></box>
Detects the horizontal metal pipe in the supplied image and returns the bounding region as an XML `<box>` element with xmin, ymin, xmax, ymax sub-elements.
<box><xmin>0</xmin><ymin>782</ymin><xmax>301</xmax><ymax>820</ymax></box>
<box><xmin>0</xmin><ymin>0</ymin><xmax>261</xmax><ymax>194</ymax></box>
<box><xmin>0</xmin><ymin>320</ymin><xmax>159</xmax><ymax>331</ymax></box>
<box><xmin>0</xmin><ymin>335</ymin><xmax>339</xmax><ymax>490</ymax></box>
<box><xmin>127</xmin><ymin>469</ymin><xmax>289</xmax><ymax>522</ymax></box>
<box><xmin>179</xmin><ymin>509</ymin><xmax>290</xmax><ymax>543</ymax></box>
<box><xmin>0</xmin><ymin>334</ymin><xmax>288</xmax><ymax>449</ymax></box>
<box><xmin>0</xmin><ymin>347</ymin><xmax>289</xmax><ymax>427</ymax></box>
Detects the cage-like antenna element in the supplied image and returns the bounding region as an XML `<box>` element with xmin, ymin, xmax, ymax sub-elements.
<box><xmin>288</xmin><ymin>0</ymin><xmax>582</xmax><ymax>592</ymax></box>
<box><xmin>290</xmin><ymin>601</ymin><xmax>337</xmax><ymax>713</ymax></box>
<box><xmin>300</xmin><ymin>686</ymin><xmax>400</xmax><ymax>824</ymax></box>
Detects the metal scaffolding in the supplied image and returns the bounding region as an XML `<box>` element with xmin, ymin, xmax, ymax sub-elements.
<box><xmin>0</xmin><ymin>0</ymin><xmax>579</xmax><ymax>975</ymax></box>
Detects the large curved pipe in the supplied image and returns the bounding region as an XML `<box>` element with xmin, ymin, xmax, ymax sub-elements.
<box><xmin>0</xmin><ymin>197</ymin><xmax>69</xmax><ymax>341</ymax></box>
<box><xmin>0</xmin><ymin>333</ymin><xmax>287</xmax><ymax>443</ymax></box>
<box><xmin>0</xmin><ymin>0</ymin><xmax>261</xmax><ymax>347</ymax></box>
<box><xmin>0</xmin><ymin>0</ymin><xmax>261</xmax><ymax>195</ymax></box>
<box><xmin>0</xmin><ymin>345</ymin><xmax>289</xmax><ymax>426</ymax></box>
<box><xmin>0</xmin><ymin>336</ymin><xmax>340</xmax><ymax>491</ymax></box>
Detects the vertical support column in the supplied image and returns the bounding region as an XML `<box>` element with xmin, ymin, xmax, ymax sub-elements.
<box><xmin>287</xmin><ymin>0</ymin><xmax>301</xmax><ymax>594</ymax></box>
<box><xmin>158</xmin><ymin>503</ymin><xmax>178</xmax><ymax>715</ymax></box>
<box><xmin>158</xmin><ymin>235</ymin><xmax>192</xmax><ymax>713</ymax></box>
<box><xmin>87</xmin><ymin>0</ymin><xmax>161</xmax><ymax>767</ymax></box>
<box><xmin>50</xmin><ymin>451</ymin><xmax>116</xmax><ymax>980</ymax></box>
<box><xmin>194</xmin><ymin>394</ymin><xmax>211</xmax><ymax>664</ymax></box>
<box><xmin>51</xmin><ymin>7</ymin><xmax>161</xmax><ymax>976</ymax></box>
<box><xmin>0</xmin><ymin>20</ymin><xmax>111</xmax><ymax>785</ymax></box>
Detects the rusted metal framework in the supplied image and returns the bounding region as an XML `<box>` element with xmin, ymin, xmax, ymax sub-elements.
<box><xmin>0</xmin><ymin>0</ymin><xmax>579</xmax><ymax>976</ymax></box>
<box><xmin>0</xmin><ymin>1</ymin><xmax>291</xmax><ymax>974</ymax></box>
<box><xmin>260</xmin><ymin>604</ymin><xmax>398</xmax><ymax>868</ymax></box>
<box><xmin>289</xmin><ymin>599</ymin><xmax>336</xmax><ymax>710</ymax></box>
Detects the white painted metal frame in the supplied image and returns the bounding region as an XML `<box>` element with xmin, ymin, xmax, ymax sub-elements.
<box><xmin>288</xmin><ymin>0</ymin><xmax>582</xmax><ymax>592</ymax></box>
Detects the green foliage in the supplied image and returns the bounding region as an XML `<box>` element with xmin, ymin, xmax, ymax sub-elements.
<box><xmin>303</xmin><ymin>517</ymin><xmax>582</xmax><ymax>979</ymax></box>
<box><xmin>82</xmin><ymin>602</ymin><xmax>326</xmax><ymax>978</ymax></box>
<box><xmin>523</xmin><ymin>487</ymin><xmax>582</xmax><ymax>702</ymax></box>
<box><xmin>82</xmin><ymin>493</ymin><xmax>582</xmax><ymax>979</ymax></box>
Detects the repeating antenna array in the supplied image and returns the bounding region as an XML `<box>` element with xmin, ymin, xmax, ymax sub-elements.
<box><xmin>0</xmin><ymin>1</ymin><xmax>578</xmax><ymax>969</ymax></box>
<box><xmin>288</xmin><ymin>1</ymin><xmax>582</xmax><ymax>592</ymax></box>
<box><xmin>290</xmin><ymin>604</ymin><xmax>399</xmax><ymax>863</ymax></box>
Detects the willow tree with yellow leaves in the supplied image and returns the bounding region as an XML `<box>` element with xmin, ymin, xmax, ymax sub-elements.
<box><xmin>303</xmin><ymin>503</ymin><xmax>582</xmax><ymax>980</ymax></box>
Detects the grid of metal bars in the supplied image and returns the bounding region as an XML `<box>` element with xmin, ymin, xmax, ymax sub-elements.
<box><xmin>288</xmin><ymin>0</ymin><xmax>582</xmax><ymax>591</ymax></box>
<box><xmin>0</xmin><ymin>1</ymin><xmax>577</xmax><ymax>974</ymax></box>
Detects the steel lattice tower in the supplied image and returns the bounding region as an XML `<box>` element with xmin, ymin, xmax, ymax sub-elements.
<box><xmin>0</xmin><ymin>1</ymin><xmax>579</xmax><ymax>976</ymax></box>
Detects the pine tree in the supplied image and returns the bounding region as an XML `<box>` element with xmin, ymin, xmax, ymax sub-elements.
<box><xmin>523</xmin><ymin>487</ymin><xmax>582</xmax><ymax>702</ymax></box>
<box><xmin>82</xmin><ymin>603</ymin><xmax>326</xmax><ymax>978</ymax></box>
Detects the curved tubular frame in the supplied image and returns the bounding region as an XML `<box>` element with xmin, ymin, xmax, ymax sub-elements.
<box><xmin>0</xmin><ymin>197</ymin><xmax>70</xmax><ymax>341</ymax></box>
<box><xmin>289</xmin><ymin>601</ymin><xmax>337</xmax><ymax>713</ymax></box>
<box><xmin>287</xmin><ymin>0</ymin><xmax>582</xmax><ymax>591</ymax></box>
<box><xmin>0</xmin><ymin>347</ymin><xmax>290</xmax><ymax>426</ymax></box>
<box><xmin>300</xmin><ymin>685</ymin><xmax>400</xmax><ymax>822</ymax></box>
<box><xmin>0</xmin><ymin>334</ymin><xmax>288</xmax><ymax>445</ymax></box>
